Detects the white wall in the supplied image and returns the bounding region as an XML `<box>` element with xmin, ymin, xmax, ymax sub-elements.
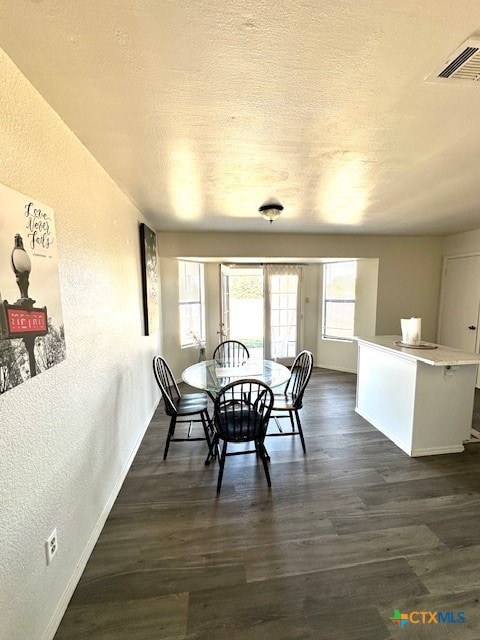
<box><xmin>205</xmin><ymin>262</ymin><xmax>221</xmax><ymax>356</ymax></box>
<box><xmin>301</xmin><ymin>265</ymin><xmax>320</xmax><ymax>358</ymax></box>
<box><xmin>0</xmin><ymin>49</ymin><xmax>160</xmax><ymax>640</ymax></box>
<box><xmin>443</xmin><ymin>228</ymin><xmax>480</xmax><ymax>255</ymax></box>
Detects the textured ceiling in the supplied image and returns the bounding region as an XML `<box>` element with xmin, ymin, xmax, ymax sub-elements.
<box><xmin>2</xmin><ymin>0</ymin><xmax>480</xmax><ymax>235</ymax></box>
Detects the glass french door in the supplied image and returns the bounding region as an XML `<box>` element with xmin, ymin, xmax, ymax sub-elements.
<box><xmin>265</xmin><ymin>265</ymin><xmax>300</xmax><ymax>363</ymax></box>
<box><xmin>219</xmin><ymin>265</ymin><xmax>264</xmax><ymax>358</ymax></box>
<box><xmin>219</xmin><ymin>264</ymin><xmax>230</xmax><ymax>342</ymax></box>
<box><xmin>219</xmin><ymin>264</ymin><xmax>301</xmax><ymax>364</ymax></box>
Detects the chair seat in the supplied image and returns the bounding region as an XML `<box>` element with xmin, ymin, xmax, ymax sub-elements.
<box><xmin>272</xmin><ymin>393</ymin><xmax>299</xmax><ymax>411</ymax></box>
<box><xmin>181</xmin><ymin>392</ymin><xmax>209</xmax><ymax>404</ymax></box>
<box><xmin>176</xmin><ymin>395</ymin><xmax>208</xmax><ymax>416</ymax></box>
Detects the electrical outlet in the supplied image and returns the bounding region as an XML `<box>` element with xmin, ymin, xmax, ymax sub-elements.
<box><xmin>46</xmin><ymin>528</ymin><xmax>58</xmax><ymax>565</ymax></box>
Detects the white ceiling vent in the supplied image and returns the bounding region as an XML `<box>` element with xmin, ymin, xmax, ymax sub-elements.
<box><xmin>426</xmin><ymin>38</ymin><xmax>480</xmax><ymax>84</ymax></box>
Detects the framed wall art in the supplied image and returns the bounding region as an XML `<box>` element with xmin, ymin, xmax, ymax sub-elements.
<box><xmin>139</xmin><ymin>222</ymin><xmax>159</xmax><ymax>336</ymax></box>
<box><xmin>0</xmin><ymin>182</ymin><xmax>66</xmax><ymax>394</ymax></box>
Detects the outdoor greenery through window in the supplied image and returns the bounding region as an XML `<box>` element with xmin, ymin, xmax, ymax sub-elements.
<box><xmin>178</xmin><ymin>260</ymin><xmax>205</xmax><ymax>347</ymax></box>
<box><xmin>323</xmin><ymin>261</ymin><xmax>356</xmax><ymax>340</ymax></box>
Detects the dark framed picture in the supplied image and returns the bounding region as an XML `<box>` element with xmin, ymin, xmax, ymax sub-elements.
<box><xmin>139</xmin><ymin>223</ymin><xmax>159</xmax><ymax>336</ymax></box>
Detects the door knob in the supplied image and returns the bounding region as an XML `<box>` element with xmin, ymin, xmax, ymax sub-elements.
<box><xmin>468</xmin><ymin>325</ymin><xmax>477</xmax><ymax>330</ymax></box>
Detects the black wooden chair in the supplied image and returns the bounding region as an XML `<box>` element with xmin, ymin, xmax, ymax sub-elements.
<box><xmin>213</xmin><ymin>340</ymin><xmax>249</xmax><ymax>366</ymax></box>
<box><xmin>153</xmin><ymin>356</ymin><xmax>213</xmax><ymax>461</ymax></box>
<box><xmin>266</xmin><ymin>350</ymin><xmax>313</xmax><ymax>453</ymax></box>
<box><xmin>211</xmin><ymin>379</ymin><xmax>274</xmax><ymax>494</ymax></box>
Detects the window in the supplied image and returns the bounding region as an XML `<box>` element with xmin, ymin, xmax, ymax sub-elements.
<box><xmin>178</xmin><ymin>261</ymin><xmax>205</xmax><ymax>347</ymax></box>
<box><xmin>323</xmin><ymin>261</ymin><xmax>356</xmax><ymax>340</ymax></box>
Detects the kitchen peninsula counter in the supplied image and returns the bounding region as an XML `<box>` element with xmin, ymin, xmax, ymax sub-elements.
<box><xmin>355</xmin><ymin>335</ymin><xmax>480</xmax><ymax>456</ymax></box>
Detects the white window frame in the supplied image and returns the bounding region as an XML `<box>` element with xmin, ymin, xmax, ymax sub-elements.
<box><xmin>178</xmin><ymin>260</ymin><xmax>205</xmax><ymax>348</ymax></box>
<box><xmin>322</xmin><ymin>261</ymin><xmax>356</xmax><ymax>342</ymax></box>
<box><xmin>265</xmin><ymin>265</ymin><xmax>302</xmax><ymax>362</ymax></box>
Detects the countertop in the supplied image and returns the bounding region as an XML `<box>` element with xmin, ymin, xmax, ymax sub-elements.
<box><xmin>355</xmin><ymin>335</ymin><xmax>480</xmax><ymax>366</ymax></box>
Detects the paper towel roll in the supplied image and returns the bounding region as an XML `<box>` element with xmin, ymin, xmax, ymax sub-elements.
<box><xmin>401</xmin><ymin>317</ymin><xmax>421</xmax><ymax>345</ymax></box>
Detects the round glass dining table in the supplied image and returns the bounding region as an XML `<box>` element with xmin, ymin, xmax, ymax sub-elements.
<box><xmin>182</xmin><ymin>359</ymin><xmax>291</xmax><ymax>397</ymax></box>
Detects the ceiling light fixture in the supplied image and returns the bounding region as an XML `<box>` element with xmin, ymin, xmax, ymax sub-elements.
<box><xmin>258</xmin><ymin>200</ymin><xmax>284</xmax><ymax>223</ymax></box>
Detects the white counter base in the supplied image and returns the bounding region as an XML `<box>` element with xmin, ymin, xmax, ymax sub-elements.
<box><xmin>355</xmin><ymin>336</ymin><xmax>480</xmax><ymax>457</ymax></box>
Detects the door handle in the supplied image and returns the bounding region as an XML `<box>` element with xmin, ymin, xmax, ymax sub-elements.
<box><xmin>468</xmin><ymin>325</ymin><xmax>477</xmax><ymax>330</ymax></box>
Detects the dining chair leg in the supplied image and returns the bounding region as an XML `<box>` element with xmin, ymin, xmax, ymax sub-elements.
<box><xmin>289</xmin><ymin>411</ymin><xmax>296</xmax><ymax>432</ymax></box>
<box><xmin>294</xmin><ymin>410</ymin><xmax>307</xmax><ymax>453</ymax></box>
<box><xmin>255</xmin><ymin>438</ymin><xmax>270</xmax><ymax>461</ymax></box>
<box><xmin>264</xmin><ymin>443</ymin><xmax>271</xmax><ymax>461</ymax></box>
<box><xmin>200</xmin><ymin>409</ymin><xmax>213</xmax><ymax>452</ymax></box>
<box><xmin>207</xmin><ymin>433</ymin><xmax>220</xmax><ymax>465</ymax></box>
<box><xmin>163</xmin><ymin>415</ymin><xmax>177</xmax><ymax>460</ymax></box>
<box><xmin>257</xmin><ymin>440</ymin><xmax>272</xmax><ymax>487</ymax></box>
<box><xmin>216</xmin><ymin>440</ymin><xmax>228</xmax><ymax>494</ymax></box>
<box><xmin>205</xmin><ymin>430</ymin><xmax>218</xmax><ymax>465</ymax></box>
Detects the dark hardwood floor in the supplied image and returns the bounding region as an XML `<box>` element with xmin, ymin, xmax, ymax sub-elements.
<box><xmin>54</xmin><ymin>370</ymin><xmax>480</xmax><ymax>639</ymax></box>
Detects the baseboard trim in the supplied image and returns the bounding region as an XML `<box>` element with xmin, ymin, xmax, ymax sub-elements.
<box><xmin>411</xmin><ymin>444</ymin><xmax>465</xmax><ymax>456</ymax></box>
<box><xmin>43</xmin><ymin>400</ymin><xmax>158</xmax><ymax>640</ymax></box>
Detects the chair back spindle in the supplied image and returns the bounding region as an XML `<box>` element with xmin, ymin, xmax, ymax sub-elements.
<box><xmin>215</xmin><ymin>380</ymin><xmax>272</xmax><ymax>442</ymax></box>
<box><xmin>285</xmin><ymin>350</ymin><xmax>313</xmax><ymax>409</ymax></box>
<box><xmin>213</xmin><ymin>340</ymin><xmax>249</xmax><ymax>366</ymax></box>
<box><xmin>153</xmin><ymin>355</ymin><xmax>181</xmax><ymax>416</ymax></box>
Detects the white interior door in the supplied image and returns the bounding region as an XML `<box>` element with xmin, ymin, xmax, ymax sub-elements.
<box><xmin>439</xmin><ymin>255</ymin><xmax>480</xmax><ymax>386</ymax></box>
